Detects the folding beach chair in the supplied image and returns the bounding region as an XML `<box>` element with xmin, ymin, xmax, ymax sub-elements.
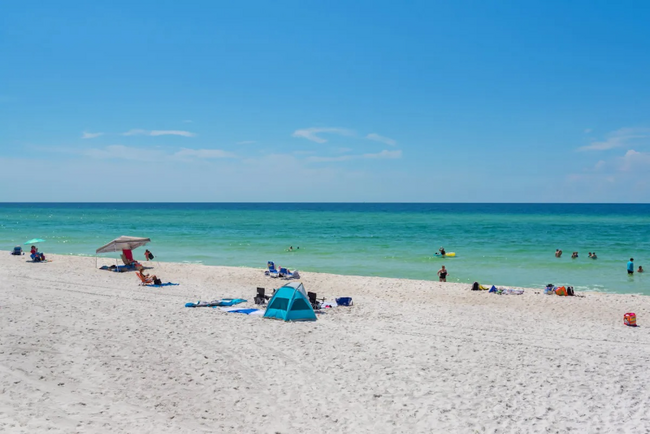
<box><xmin>254</xmin><ymin>287</ymin><xmax>271</xmax><ymax>305</ymax></box>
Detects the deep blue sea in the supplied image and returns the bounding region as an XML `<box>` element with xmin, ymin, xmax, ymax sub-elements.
<box><xmin>1</xmin><ymin>203</ymin><xmax>649</xmax><ymax>294</ymax></box>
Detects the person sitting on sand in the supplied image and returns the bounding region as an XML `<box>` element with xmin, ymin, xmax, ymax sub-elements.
<box><xmin>437</xmin><ymin>265</ymin><xmax>448</xmax><ymax>282</ymax></box>
<box><xmin>138</xmin><ymin>270</ymin><xmax>161</xmax><ymax>285</ymax></box>
<box><xmin>638</xmin><ymin>266</ymin><xmax>644</xmax><ymax>273</ymax></box>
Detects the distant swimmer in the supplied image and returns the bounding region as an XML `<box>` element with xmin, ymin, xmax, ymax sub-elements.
<box><xmin>555</xmin><ymin>249</ymin><xmax>563</xmax><ymax>258</ymax></box>
<box><xmin>638</xmin><ymin>266</ymin><xmax>644</xmax><ymax>273</ymax></box>
<box><xmin>439</xmin><ymin>247</ymin><xmax>446</xmax><ymax>256</ymax></box>
<box><xmin>588</xmin><ymin>252</ymin><xmax>592</xmax><ymax>258</ymax></box>
<box><xmin>627</xmin><ymin>258</ymin><xmax>635</xmax><ymax>275</ymax></box>
<box><xmin>592</xmin><ymin>252</ymin><xmax>597</xmax><ymax>259</ymax></box>
<box><xmin>437</xmin><ymin>265</ymin><xmax>448</xmax><ymax>282</ymax></box>
<box><xmin>288</xmin><ymin>246</ymin><xmax>293</xmax><ymax>251</ymax></box>
<box><xmin>571</xmin><ymin>252</ymin><xmax>579</xmax><ymax>259</ymax></box>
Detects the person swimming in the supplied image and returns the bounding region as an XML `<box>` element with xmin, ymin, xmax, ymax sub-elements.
<box><xmin>439</xmin><ymin>247</ymin><xmax>446</xmax><ymax>256</ymax></box>
<box><xmin>639</xmin><ymin>266</ymin><xmax>644</xmax><ymax>273</ymax></box>
<box><xmin>555</xmin><ymin>249</ymin><xmax>563</xmax><ymax>258</ymax></box>
<box><xmin>571</xmin><ymin>252</ymin><xmax>578</xmax><ymax>259</ymax></box>
<box><xmin>591</xmin><ymin>252</ymin><xmax>597</xmax><ymax>259</ymax></box>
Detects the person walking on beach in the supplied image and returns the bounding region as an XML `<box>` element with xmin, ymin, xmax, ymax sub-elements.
<box><xmin>627</xmin><ymin>258</ymin><xmax>635</xmax><ymax>275</ymax></box>
<box><xmin>437</xmin><ymin>265</ymin><xmax>448</xmax><ymax>282</ymax></box>
<box><xmin>144</xmin><ymin>249</ymin><xmax>154</xmax><ymax>261</ymax></box>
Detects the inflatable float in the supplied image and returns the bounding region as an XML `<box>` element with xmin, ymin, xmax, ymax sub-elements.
<box><xmin>435</xmin><ymin>252</ymin><xmax>456</xmax><ymax>257</ymax></box>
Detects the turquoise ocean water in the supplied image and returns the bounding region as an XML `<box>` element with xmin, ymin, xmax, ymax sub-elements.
<box><xmin>1</xmin><ymin>203</ymin><xmax>649</xmax><ymax>294</ymax></box>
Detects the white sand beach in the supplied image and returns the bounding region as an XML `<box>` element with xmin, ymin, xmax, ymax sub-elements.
<box><xmin>2</xmin><ymin>252</ymin><xmax>650</xmax><ymax>433</ymax></box>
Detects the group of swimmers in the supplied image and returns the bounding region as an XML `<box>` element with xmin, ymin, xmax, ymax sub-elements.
<box><xmin>555</xmin><ymin>250</ymin><xmax>598</xmax><ymax>259</ymax></box>
<box><xmin>556</xmin><ymin>250</ymin><xmax>644</xmax><ymax>275</ymax></box>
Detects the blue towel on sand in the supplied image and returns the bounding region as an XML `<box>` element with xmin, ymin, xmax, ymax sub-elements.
<box><xmin>149</xmin><ymin>282</ymin><xmax>180</xmax><ymax>287</ymax></box>
<box><xmin>185</xmin><ymin>298</ymin><xmax>247</xmax><ymax>308</ymax></box>
<box><xmin>224</xmin><ymin>308</ymin><xmax>260</xmax><ymax>315</ymax></box>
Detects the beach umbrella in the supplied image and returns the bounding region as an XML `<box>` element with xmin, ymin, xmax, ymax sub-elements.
<box><xmin>24</xmin><ymin>238</ymin><xmax>45</xmax><ymax>245</ymax></box>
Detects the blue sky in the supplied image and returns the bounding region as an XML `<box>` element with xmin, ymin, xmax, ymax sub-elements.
<box><xmin>1</xmin><ymin>0</ymin><xmax>649</xmax><ymax>202</ymax></box>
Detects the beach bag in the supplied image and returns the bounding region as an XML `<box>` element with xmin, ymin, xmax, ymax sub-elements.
<box><xmin>336</xmin><ymin>297</ymin><xmax>353</xmax><ymax>306</ymax></box>
<box><xmin>148</xmin><ymin>252</ymin><xmax>154</xmax><ymax>260</ymax></box>
<box><xmin>567</xmin><ymin>286</ymin><xmax>575</xmax><ymax>296</ymax></box>
<box><xmin>153</xmin><ymin>277</ymin><xmax>162</xmax><ymax>285</ymax></box>
<box><xmin>555</xmin><ymin>286</ymin><xmax>567</xmax><ymax>296</ymax></box>
<box><xmin>544</xmin><ymin>286</ymin><xmax>555</xmax><ymax>295</ymax></box>
<box><xmin>624</xmin><ymin>313</ymin><xmax>637</xmax><ymax>327</ymax></box>
<box><xmin>471</xmin><ymin>282</ymin><xmax>480</xmax><ymax>291</ymax></box>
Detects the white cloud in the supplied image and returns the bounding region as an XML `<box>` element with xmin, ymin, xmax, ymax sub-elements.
<box><xmin>122</xmin><ymin>129</ymin><xmax>196</xmax><ymax>137</ymax></box>
<box><xmin>306</xmin><ymin>155</ymin><xmax>354</xmax><ymax>163</ymax></box>
<box><xmin>366</xmin><ymin>133</ymin><xmax>397</xmax><ymax>146</ymax></box>
<box><xmin>173</xmin><ymin>148</ymin><xmax>236</xmax><ymax>159</ymax></box>
<box><xmin>306</xmin><ymin>149</ymin><xmax>402</xmax><ymax>163</ymax></box>
<box><xmin>292</xmin><ymin>127</ymin><xmax>354</xmax><ymax>143</ymax></box>
<box><xmin>362</xmin><ymin>149</ymin><xmax>402</xmax><ymax>159</ymax></box>
<box><xmin>237</xmin><ymin>140</ymin><xmax>256</xmax><ymax>145</ymax></box>
<box><xmin>620</xmin><ymin>149</ymin><xmax>650</xmax><ymax>172</ymax></box>
<box><xmin>81</xmin><ymin>131</ymin><xmax>104</xmax><ymax>139</ymax></box>
<box><xmin>579</xmin><ymin>127</ymin><xmax>650</xmax><ymax>151</ymax></box>
<box><xmin>151</xmin><ymin>130</ymin><xmax>196</xmax><ymax>137</ymax></box>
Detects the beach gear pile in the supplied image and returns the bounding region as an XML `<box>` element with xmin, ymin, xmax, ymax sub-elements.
<box><xmin>488</xmin><ymin>285</ymin><xmax>524</xmax><ymax>295</ymax></box>
<box><xmin>264</xmin><ymin>261</ymin><xmax>300</xmax><ymax>279</ymax></box>
<box><xmin>544</xmin><ymin>284</ymin><xmax>575</xmax><ymax>296</ymax></box>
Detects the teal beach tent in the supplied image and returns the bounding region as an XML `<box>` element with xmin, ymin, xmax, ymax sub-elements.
<box><xmin>263</xmin><ymin>282</ymin><xmax>317</xmax><ymax>322</ymax></box>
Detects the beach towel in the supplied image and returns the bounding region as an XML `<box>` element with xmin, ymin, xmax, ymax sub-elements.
<box><xmin>149</xmin><ymin>282</ymin><xmax>180</xmax><ymax>287</ymax></box>
<box><xmin>185</xmin><ymin>298</ymin><xmax>247</xmax><ymax>308</ymax></box>
<box><xmin>221</xmin><ymin>308</ymin><xmax>263</xmax><ymax>315</ymax></box>
<box><xmin>320</xmin><ymin>300</ymin><xmax>338</xmax><ymax>308</ymax></box>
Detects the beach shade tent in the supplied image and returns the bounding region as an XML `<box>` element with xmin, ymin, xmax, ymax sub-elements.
<box><xmin>95</xmin><ymin>236</ymin><xmax>151</xmax><ymax>267</ymax></box>
<box><xmin>263</xmin><ymin>282</ymin><xmax>317</xmax><ymax>322</ymax></box>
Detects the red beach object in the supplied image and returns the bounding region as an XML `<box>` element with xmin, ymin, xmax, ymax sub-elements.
<box><xmin>624</xmin><ymin>313</ymin><xmax>637</xmax><ymax>327</ymax></box>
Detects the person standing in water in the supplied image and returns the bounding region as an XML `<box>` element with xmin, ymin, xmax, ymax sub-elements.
<box><xmin>437</xmin><ymin>265</ymin><xmax>448</xmax><ymax>282</ymax></box>
<box><xmin>627</xmin><ymin>258</ymin><xmax>635</xmax><ymax>275</ymax></box>
<box><xmin>555</xmin><ymin>249</ymin><xmax>563</xmax><ymax>258</ymax></box>
<box><xmin>439</xmin><ymin>247</ymin><xmax>446</xmax><ymax>256</ymax></box>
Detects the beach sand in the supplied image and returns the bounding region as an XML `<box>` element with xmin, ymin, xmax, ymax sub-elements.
<box><xmin>1</xmin><ymin>253</ymin><xmax>650</xmax><ymax>433</ymax></box>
